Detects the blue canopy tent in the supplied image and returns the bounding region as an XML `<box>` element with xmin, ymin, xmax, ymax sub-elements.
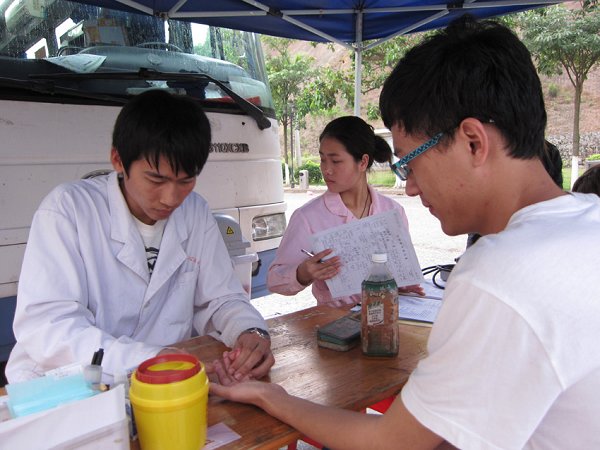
<box><xmin>68</xmin><ymin>0</ymin><xmax>562</xmax><ymax>113</ymax></box>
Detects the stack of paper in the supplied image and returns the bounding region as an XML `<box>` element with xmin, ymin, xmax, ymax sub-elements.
<box><xmin>398</xmin><ymin>279</ymin><xmax>444</xmax><ymax>327</ymax></box>
<box><xmin>399</xmin><ymin>296</ymin><xmax>442</xmax><ymax>326</ymax></box>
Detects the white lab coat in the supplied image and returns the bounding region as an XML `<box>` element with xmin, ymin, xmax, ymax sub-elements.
<box><xmin>7</xmin><ymin>172</ymin><xmax>267</xmax><ymax>382</ymax></box>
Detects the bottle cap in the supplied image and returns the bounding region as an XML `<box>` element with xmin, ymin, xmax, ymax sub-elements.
<box><xmin>371</xmin><ymin>253</ymin><xmax>387</xmax><ymax>263</ymax></box>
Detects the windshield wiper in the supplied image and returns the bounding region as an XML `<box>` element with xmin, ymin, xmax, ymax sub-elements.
<box><xmin>30</xmin><ymin>68</ymin><xmax>272</xmax><ymax>130</ymax></box>
<box><xmin>0</xmin><ymin>76</ymin><xmax>129</xmax><ymax>104</ymax></box>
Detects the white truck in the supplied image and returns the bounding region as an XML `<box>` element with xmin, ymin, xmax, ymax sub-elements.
<box><xmin>0</xmin><ymin>0</ymin><xmax>286</xmax><ymax>365</ymax></box>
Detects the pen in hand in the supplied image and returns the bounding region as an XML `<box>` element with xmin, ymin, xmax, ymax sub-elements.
<box><xmin>301</xmin><ymin>248</ymin><xmax>315</xmax><ymax>258</ymax></box>
<box><xmin>299</xmin><ymin>248</ymin><xmax>339</xmax><ymax>285</ymax></box>
<box><xmin>301</xmin><ymin>248</ymin><xmax>329</xmax><ymax>265</ymax></box>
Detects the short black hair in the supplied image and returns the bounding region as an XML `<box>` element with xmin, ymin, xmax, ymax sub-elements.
<box><xmin>573</xmin><ymin>165</ymin><xmax>600</xmax><ymax>195</ymax></box>
<box><xmin>542</xmin><ymin>140</ymin><xmax>563</xmax><ymax>188</ymax></box>
<box><xmin>112</xmin><ymin>89</ymin><xmax>211</xmax><ymax>176</ymax></box>
<box><xmin>380</xmin><ymin>15</ymin><xmax>547</xmax><ymax>160</ymax></box>
<box><xmin>319</xmin><ymin>116</ymin><xmax>393</xmax><ymax>168</ymax></box>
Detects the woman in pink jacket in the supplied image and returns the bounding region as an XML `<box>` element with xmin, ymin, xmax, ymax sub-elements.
<box><xmin>267</xmin><ymin>116</ymin><xmax>421</xmax><ymax>307</ymax></box>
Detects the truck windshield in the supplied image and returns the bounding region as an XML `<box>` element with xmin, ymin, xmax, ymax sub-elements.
<box><xmin>0</xmin><ymin>0</ymin><xmax>275</xmax><ymax>117</ymax></box>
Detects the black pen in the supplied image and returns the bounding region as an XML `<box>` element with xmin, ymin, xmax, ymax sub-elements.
<box><xmin>91</xmin><ymin>348</ymin><xmax>104</xmax><ymax>366</ymax></box>
<box><xmin>86</xmin><ymin>347</ymin><xmax>104</xmax><ymax>390</ymax></box>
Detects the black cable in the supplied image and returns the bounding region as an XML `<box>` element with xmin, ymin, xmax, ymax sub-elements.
<box><xmin>421</xmin><ymin>264</ymin><xmax>455</xmax><ymax>289</ymax></box>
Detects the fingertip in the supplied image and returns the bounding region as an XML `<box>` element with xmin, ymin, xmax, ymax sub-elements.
<box><xmin>209</xmin><ymin>383</ymin><xmax>223</xmax><ymax>396</ymax></box>
<box><xmin>228</xmin><ymin>348</ymin><xmax>241</xmax><ymax>360</ymax></box>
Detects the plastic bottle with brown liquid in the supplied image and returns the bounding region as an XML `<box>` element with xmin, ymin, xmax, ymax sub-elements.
<box><xmin>361</xmin><ymin>253</ymin><xmax>399</xmax><ymax>356</ymax></box>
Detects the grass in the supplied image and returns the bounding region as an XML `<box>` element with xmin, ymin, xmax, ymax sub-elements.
<box><xmin>308</xmin><ymin>169</ymin><xmax>397</xmax><ymax>187</ymax></box>
<box><xmin>308</xmin><ymin>168</ymin><xmax>584</xmax><ymax>190</ymax></box>
<box><xmin>562</xmin><ymin>167</ymin><xmax>584</xmax><ymax>190</ymax></box>
<box><xmin>369</xmin><ymin>168</ymin><xmax>585</xmax><ymax>190</ymax></box>
<box><xmin>367</xmin><ymin>170</ymin><xmax>397</xmax><ymax>186</ymax></box>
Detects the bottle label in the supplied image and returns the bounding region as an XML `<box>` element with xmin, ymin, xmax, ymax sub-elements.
<box><xmin>361</xmin><ymin>277</ymin><xmax>399</xmax><ymax>357</ymax></box>
<box><xmin>366</xmin><ymin>301</ymin><xmax>384</xmax><ymax>326</ymax></box>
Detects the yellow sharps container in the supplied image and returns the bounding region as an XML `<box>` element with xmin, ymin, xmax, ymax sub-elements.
<box><xmin>130</xmin><ymin>353</ymin><xmax>208</xmax><ymax>450</ymax></box>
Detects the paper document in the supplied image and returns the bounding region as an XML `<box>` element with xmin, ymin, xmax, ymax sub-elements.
<box><xmin>399</xmin><ymin>296</ymin><xmax>442</xmax><ymax>324</ymax></box>
<box><xmin>310</xmin><ymin>209</ymin><xmax>423</xmax><ymax>298</ymax></box>
<box><xmin>46</xmin><ymin>54</ymin><xmax>106</xmax><ymax>73</ymax></box>
<box><xmin>416</xmin><ymin>279</ymin><xmax>445</xmax><ymax>300</ymax></box>
<box><xmin>205</xmin><ymin>423</ymin><xmax>241</xmax><ymax>449</ymax></box>
<box><xmin>398</xmin><ymin>279</ymin><xmax>444</xmax><ymax>324</ymax></box>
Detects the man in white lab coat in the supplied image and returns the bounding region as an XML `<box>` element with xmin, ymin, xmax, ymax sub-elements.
<box><xmin>7</xmin><ymin>90</ymin><xmax>274</xmax><ymax>383</ymax></box>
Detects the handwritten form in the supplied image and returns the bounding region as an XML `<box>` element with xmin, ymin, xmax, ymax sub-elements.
<box><xmin>310</xmin><ymin>209</ymin><xmax>423</xmax><ymax>298</ymax></box>
<box><xmin>398</xmin><ymin>279</ymin><xmax>444</xmax><ymax>324</ymax></box>
<box><xmin>399</xmin><ymin>296</ymin><xmax>442</xmax><ymax>323</ymax></box>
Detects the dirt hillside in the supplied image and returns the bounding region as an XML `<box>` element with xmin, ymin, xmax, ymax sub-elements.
<box><xmin>276</xmin><ymin>40</ymin><xmax>600</xmax><ymax>158</ymax></box>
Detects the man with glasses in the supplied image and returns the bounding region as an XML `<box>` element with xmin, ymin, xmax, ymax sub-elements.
<box><xmin>211</xmin><ymin>15</ymin><xmax>600</xmax><ymax>448</ymax></box>
<box><xmin>389</xmin><ymin>132</ymin><xmax>443</xmax><ymax>182</ymax></box>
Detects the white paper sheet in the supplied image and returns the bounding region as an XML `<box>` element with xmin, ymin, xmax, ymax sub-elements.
<box><xmin>399</xmin><ymin>296</ymin><xmax>442</xmax><ymax>323</ymax></box>
<box><xmin>205</xmin><ymin>422</ymin><xmax>242</xmax><ymax>449</ymax></box>
<box><xmin>46</xmin><ymin>54</ymin><xmax>106</xmax><ymax>73</ymax></box>
<box><xmin>310</xmin><ymin>209</ymin><xmax>423</xmax><ymax>298</ymax></box>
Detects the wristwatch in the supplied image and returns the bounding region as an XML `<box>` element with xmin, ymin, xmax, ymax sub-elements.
<box><xmin>240</xmin><ymin>327</ymin><xmax>271</xmax><ymax>340</ymax></box>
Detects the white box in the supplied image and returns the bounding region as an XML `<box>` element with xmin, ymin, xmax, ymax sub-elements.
<box><xmin>0</xmin><ymin>385</ymin><xmax>129</xmax><ymax>450</ymax></box>
<box><xmin>232</xmin><ymin>253</ymin><xmax>258</xmax><ymax>298</ymax></box>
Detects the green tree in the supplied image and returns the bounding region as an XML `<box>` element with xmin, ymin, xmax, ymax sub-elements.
<box><xmin>360</xmin><ymin>35</ymin><xmax>424</xmax><ymax>94</ymax></box>
<box><xmin>263</xmin><ymin>37</ymin><xmax>352</xmax><ymax>175</ymax></box>
<box><xmin>518</xmin><ymin>3</ymin><xmax>600</xmax><ymax>185</ymax></box>
<box><xmin>193</xmin><ymin>28</ymin><xmax>251</xmax><ymax>72</ymax></box>
<box><xmin>263</xmin><ymin>36</ymin><xmax>315</xmax><ymax>168</ymax></box>
<box><xmin>295</xmin><ymin>66</ymin><xmax>353</xmax><ymax>126</ymax></box>
<box><xmin>356</xmin><ymin>34</ymin><xmax>425</xmax><ymax>119</ymax></box>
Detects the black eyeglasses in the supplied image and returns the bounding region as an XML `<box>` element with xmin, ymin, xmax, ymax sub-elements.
<box><xmin>389</xmin><ymin>133</ymin><xmax>443</xmax><ymax>181</ymax></box>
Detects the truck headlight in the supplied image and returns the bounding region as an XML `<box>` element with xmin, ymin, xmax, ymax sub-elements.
<box><xmin>252</xmin><ymin>214</ymin><xmax>286</xmax><ymax>241</ymax></box>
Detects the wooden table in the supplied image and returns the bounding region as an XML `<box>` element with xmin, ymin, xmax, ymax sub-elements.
<box><xmin>182</xmin><ymin>305</ymin><xmax>430</xmax><ymax>449</ymax></box>
<box><xmin>2</xmin><ymin>305</ymin><xmax>430</xmax><ymax>449</ymax></box>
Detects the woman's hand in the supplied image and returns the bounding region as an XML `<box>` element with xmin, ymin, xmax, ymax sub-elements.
<box><xmin>296</xmin><ymin>249</ymin><xmax>341</xmax><ymax>286</ymax></box>
<box><xmin>398</xmin><ymin>284</ymin><xmax>425</xmax><ymax>296</ymax></box>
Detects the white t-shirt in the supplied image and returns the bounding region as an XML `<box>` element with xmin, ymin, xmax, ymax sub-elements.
<box><xmin>402</xmin><ymin>193</ymin><xmax>600</xmax><ymax>449</ymax></box>
<box><xmin>133</xmin><ymin>217</ymin><xmax>166</xmax><ymax>275</ymax></box>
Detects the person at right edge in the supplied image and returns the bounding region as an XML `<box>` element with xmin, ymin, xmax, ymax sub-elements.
<box><xmin>210</xmin><ymin>15</ymin><xmax>600</xmax><ymax>449</ymax></box>
<box><xmin>573</xmin><ymin>164</ymin><xmax>600</xmax><ymax>196</ymax></box>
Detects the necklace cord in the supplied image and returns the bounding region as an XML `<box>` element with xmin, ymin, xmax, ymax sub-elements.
<box><xmin>359</xmin><ymin>189</ymin><xmax>370</xmax><ymax>219</ymax></box>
